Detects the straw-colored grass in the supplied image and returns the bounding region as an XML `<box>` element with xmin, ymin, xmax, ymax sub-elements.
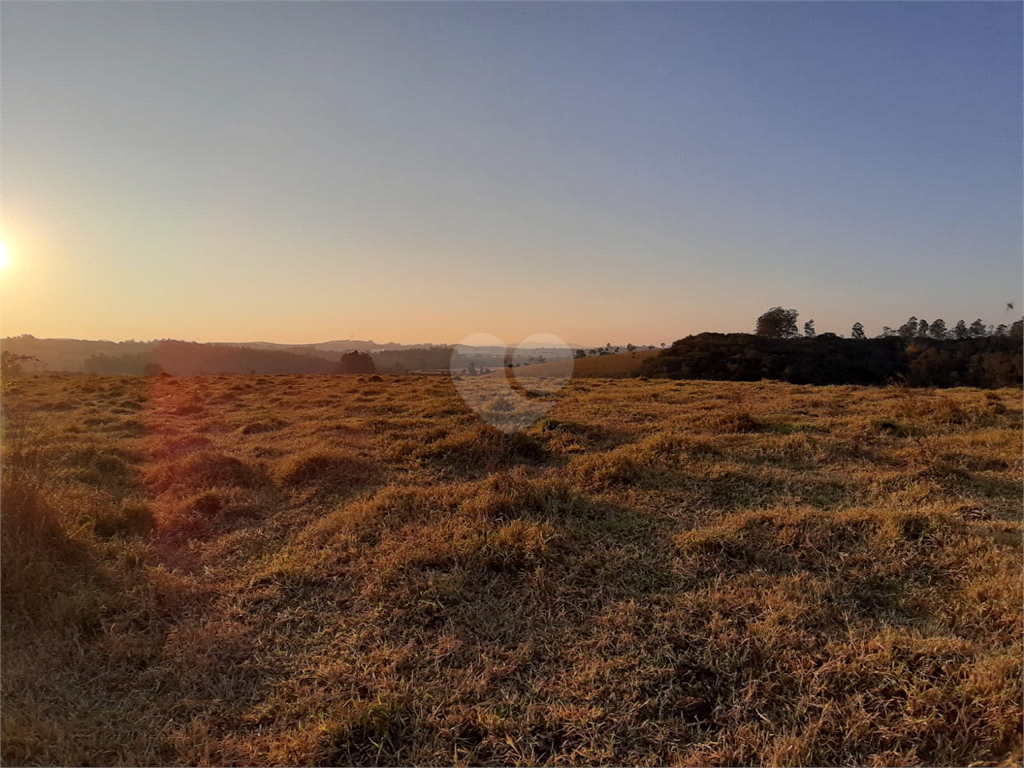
<box><xmin>1</xmin><ymin>373</ymin><xmax>1021</xmax><ymax>766</ymax></box>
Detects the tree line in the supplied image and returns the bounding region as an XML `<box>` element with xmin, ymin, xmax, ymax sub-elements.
<box><xmin>639</xmin><ymin>307</ymin><xmax>1023</xmax><ymax>388</ymax></box>
<box><xmin>753</xmin><ymin>306</ymin><xmax>1023</xmax><ymax>341</ymax></box>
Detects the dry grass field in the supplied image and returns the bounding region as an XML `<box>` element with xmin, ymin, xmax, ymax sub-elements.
<box><xmin>507</xmin><ymin>350</ymin><xmax>658</xmax><ymax>379</ymax></box>
<box><xmin>1</xmin><ymin>373</ymin><xmax>1022</xmax><ymax>766</ymax></box>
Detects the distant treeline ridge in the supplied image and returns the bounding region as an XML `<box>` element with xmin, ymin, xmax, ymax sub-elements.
<box><xmin>640</xmin><ymin>332</ymin><xmax>1022</xmax><ymax>388</ymax></box>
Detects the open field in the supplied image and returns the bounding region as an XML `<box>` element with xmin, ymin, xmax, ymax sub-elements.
<box><xmin>1</xmin><ymin>373</ymin><xmax>1022</xmax><ymax>766</ymax></box>
<box><xmin>502</xmin><ymin>350</ymin><xmax>658</xmax><ymax>379</ymax></box>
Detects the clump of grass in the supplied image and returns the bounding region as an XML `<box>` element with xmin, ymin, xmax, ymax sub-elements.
<box><xmin>569</xmin><ymin>448</ymin><xmax>645</xmax><ymax>488</ymax></box>
<box><xmin>711</xmin><ymin>410</ymin><xmax>768</xmax><ymax>433</ymax></box>
<box><xmin>275</xmin><ymin>450</ymin><xmax>375</xmax><ymax>493</ymax></box>
<box><xmin>634</xmin><ymin>432</ymin><xmax>722</xmax><ymax>464</ymax></box>
<box><xmin>462</xmin><ymin>470</ymin><xmax>582</xmax><ymax>521</ymax></box>
<box><xmin>186</xmin><ymin>490</ymin><xmax>227</xmax><ymax>515</ymax></box>
<box><xmin>0</xmin><ymin>472</ymin><xmax>71</xmax><ymax>616</ymax></box>
<box><xmin>303</xmin><ymin>484</ymin><xmax>459</xmax><ymax>544</ymax></box>
<box><xmin>147</xmin><ymin>433</ymin><xmax>213</xmax><ymax>461</ymax></box>
<box><xmin>416</xmin><ymin>424</ymin><xmax>547</xmax><ymax>474</ymax></box>
<box><xmin>872</xmin><ymin>417</ymin><xmax>909</xmax><ymax>436</ymax></box>
<box><xmin>173</xmin><ymin>401</ymin><xmax>205</xmax><ymax>416</ymax></box>
<box><xmin>319</xmin><ymin>696</ymin><xmax>416</xmax><ymax>766</ymax></box>
<box><xmin>238</xmin><ymin>419</ymin><xmax>286</xmax><ymax>435</ymax></box>
<box><xmin>91</xmin><ymin>500</ymin><xmax>156</xmax><ymax>539</ymax></box>
<box><xmin>61</xmin><ymin>445</ymin><xmax>137</xmax><ymax>487</ymax></box>
<box><xmin>475</xmin><ymin>519</ymin><xmax>558</xmax><ymax>572</ymax></box>
<box><xmin>40</xmin><ymin>400</ymin><xmax>75</xmax><ymax>412</ymax></box>
<box><xmin>147</xmin><ymin>451</ymin><xmax>261</xmax><ymax>493</ymax></box>
<box><xmin>674</xmin><ymin>505</ymin><xmax>964</xmax><ymax>589</ymax></box>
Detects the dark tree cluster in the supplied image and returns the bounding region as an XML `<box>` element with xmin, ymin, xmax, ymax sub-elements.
<box><xmin>336</xmin><ymin>350</ymin><xmax>377</xmax><ymax>374</ymax></box>
<box><xmin>640</xmin><ymin>333</ymin><xmax>909</xmax><ymax>386</ymax></box>
<box><xmin>882</xmin><ymin>316</ymin><xmax>1022</xmax><ymax>341</ymax></box>
<box><xmin>754</xmin><ymin>307</ymin><xmax>800</xmax><ymax>339</ymax></box>
<box><xmin>641</xmin><ymin>312</ymin><xmax>1023</xmax><ymax>388</ymax></box>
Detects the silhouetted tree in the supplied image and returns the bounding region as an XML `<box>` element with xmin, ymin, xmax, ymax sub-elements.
<box><xmin>803</xmin><ymin>320</ymin><xmax>816</xmax><ymax>338</ymax></box>
<box><xmin>928</xmin><ymin>319</ymin><xmax>948</xmax><ymax>340</ymax></box>
<box><xmin>755</xmin><ymin>307</ymin><xmax>799</xmax><ymax>339</ymax></box>
<box><xmin>337</xmin><ymin>351</ymin><xmax>376</xmax><ymax>374</ymax></box>
<box><xmin>970</xmin><ymin>319</ymin><xmax>987</xmax><ymax>338</ymax></box>
<box><xmin>953</xmin><ymin>320</ymin><xmax>969</xmax><ymax>340</ymax></box>
<box><xmin>898</xmin><ymin>317</ymin><xmax>919</xmax><ymax>339</ymax></box>
<box><xmin>994</xmin><ymin>324</ymin><xmax>1008</xmax><ymax>337</ymax></box>
<box><xmin>917</xmin><ymin>319</ymin><xmax>930</xmax><ymax>338</ymax></box>
<box><xmin>1011</xmin><ymin>318</ymin><xmax>1024</xmax><ymax>339</ymax></box>
<box><xmin>0</xmin><ymin>351</ymin><xmax>38</xmax><ymax>393</ymax></box>
<box><xmin>851</xmin><ymin>323</ymin><xmax>866</xmax><ymax>340</ymax></box>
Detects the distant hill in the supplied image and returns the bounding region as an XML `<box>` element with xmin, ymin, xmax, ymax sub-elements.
<box><xmin>1</xmin><ymin>335</ymin><xmax>605</xmax><ymax>375</ymax></box>
<box><xmin>310</xmin><ymin>340</ymin><xmax>380</xmax><ymax>352</ymax></box>
<box><xmin>0</xmin><ymin>336</ymin><xmax>158</xmax><ymax>372</ymax></box>
<box><xmin>0</xmin><ymin>336</ymin><xmax>452</xmax><ymax>374</ymax></box>
<box><xmin>82</xmin><ymin>340</ymin><xmax>338</xmax><ymax>376</ymax></box>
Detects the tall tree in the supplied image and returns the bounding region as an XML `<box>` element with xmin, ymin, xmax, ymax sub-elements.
<box><xmin>928</xmin><ymin>319</ymin><xmax>948</xmax><ymax>340</ymax></box>
<box><xmin>755</xmin><ymin>307</ymin><xmax>800</xmax><ymax>339</ymax></box>
<box><xmin>851</xmin><ymin>322</ymin><xmax>866</xmax><ymax>340</ymax></box>
<box><xmin>970</xmin><ymin>319</ymin><xmax>987</xmax><ymax>337</ymax></box>
<box><xmin>803</xmin><ymin>320</ymin><xmax>816</xmax><ymax>338</ymax></box>
<box><xmin>917</xmin><ymin>319</ymin><xmax>930</xmax><ymax>338</ymax></box>
<box><xmin>898</xmin><ymin>317</ymin><xmax>919</xmax><ymax>339</ymax></box>
<box><xmin>953</xmin><ymin>320</ymin><xmax>969</xmax><ymax>340</ymax></box>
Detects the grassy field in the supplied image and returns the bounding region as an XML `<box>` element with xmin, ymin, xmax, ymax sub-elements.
<box><xmin>1</xmin><ymin>373</ymin><xmax>1022</xmax><ymax>766</ymax></box>
<box><xmin>506</xmin><ymin>350</ymin><xmax>658</xmax><ymax>378</ymax></box>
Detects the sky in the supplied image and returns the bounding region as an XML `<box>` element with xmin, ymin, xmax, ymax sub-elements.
<box><xmin>1</xmin><ymin>1</ymin><xmax>1021</xmax><ymax>346</ymax></box>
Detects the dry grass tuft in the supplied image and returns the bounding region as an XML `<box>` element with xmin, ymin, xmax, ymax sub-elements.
<box><xmin>416</xmin><ymin>423</ymin><xmax>548</xmax><ymax>475</ymax></box>
<box><xmin>239</xmin><ymin>419</ymin><xmax>287</xmax><ymax>435</ymax></box>
<box><xmin>275</xmin><ymin>450</ymin><xmax>375</xmax><ymax>493</ymax></box>
<box><xmin>148</xmin><ymin>450</ymin><xmax>262</xmax><ymax>493</ymax></box>
<box><xmin>711</xmin><ymin>410</ymin><xmax>768</xmax><ymax>433</ymax></box>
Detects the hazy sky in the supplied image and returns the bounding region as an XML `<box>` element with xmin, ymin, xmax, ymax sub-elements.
<box><xmin>2</xmin><ymin>1</ymin><xmax>1021</xmax><ymax>346</ymax></box>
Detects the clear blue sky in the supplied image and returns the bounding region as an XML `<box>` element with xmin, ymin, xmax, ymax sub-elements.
<box><xmin>2</xmin><ymin>1</ymin><xmax>1021</xmax><ymax>345</ymax></box>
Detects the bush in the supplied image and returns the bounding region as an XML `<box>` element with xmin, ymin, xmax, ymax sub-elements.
<box><xmin>337</xmin><ymin>351</ymin><xmax>377</xmax><ymax>374</ymax></box>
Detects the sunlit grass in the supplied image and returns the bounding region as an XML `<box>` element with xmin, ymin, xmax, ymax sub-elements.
<box><xmin>1</xmin><ymin>373</ymin><xmax>1021</xmax><ymax>765</ymax></box>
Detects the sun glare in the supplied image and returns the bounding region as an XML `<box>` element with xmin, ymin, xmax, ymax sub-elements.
<box><xmin>0</xmin><ymin>240</ymin><xmax>10</xmax><ymax>272</ymax></box>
